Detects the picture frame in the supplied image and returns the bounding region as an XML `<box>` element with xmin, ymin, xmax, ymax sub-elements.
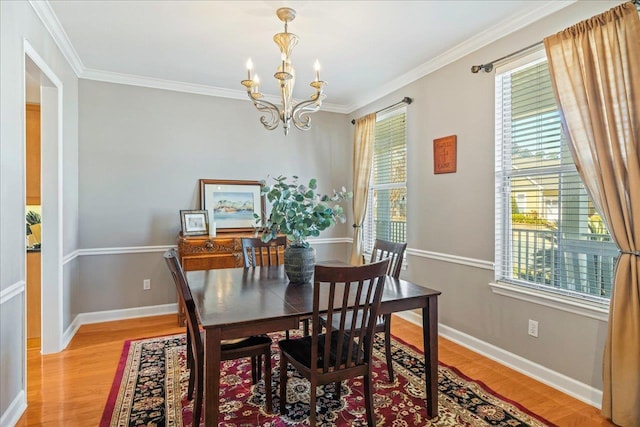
<box><xmin>180</xmin><ymin>209</ymin><xmax>209</xmax><ymax>236</ymax></box>
<box><xmin>199</xmin><ymin>179</ymin><xmax>265</xmax><ymax>232</ymax></box>
<box><xmin>433</xmin><ymin>135</ymin><xmax>457</xmax><ymax>174</ymax></box>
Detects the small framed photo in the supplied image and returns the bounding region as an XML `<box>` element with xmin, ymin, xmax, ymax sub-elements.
<box><xmin>180</xmin><ymin>209</ymin><xmax>209</xmax><ymax>236</ymax></box>
<box><xmin>199</xmin><ymin>179</ymin><xmax>265</xmax><ymax>232</ymax></box>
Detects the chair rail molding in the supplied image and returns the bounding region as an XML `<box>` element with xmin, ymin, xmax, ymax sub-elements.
<box><xmin>73</xmin><ymin>238</ymin><xmax>352</xmax><ymax>258</ymax></box>
<box><xmin>406</xmin><ymin>248</ymin><xmax>494</xmax><ymax>270</ymax></box>
<box><xmin>0</xmin><ymin>281</ymin><xmax>25</xmax><ymax>305</ymax></box>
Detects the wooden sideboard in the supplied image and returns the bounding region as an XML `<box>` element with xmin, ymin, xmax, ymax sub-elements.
<box><xmin>176</xmin><ymin>232</ymin><xmax>255</xmax><ymax>325</ymax></box>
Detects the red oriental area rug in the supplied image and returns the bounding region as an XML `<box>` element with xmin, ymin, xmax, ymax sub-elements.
<box><xmin>100</xmin><ymin>331</ymin><xmax>556</xmax><ymax>426</ymax></box>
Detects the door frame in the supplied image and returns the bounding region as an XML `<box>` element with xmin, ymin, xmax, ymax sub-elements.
<box><xmin>24</xmin><ymin>40</ymin><xmax>64</xmax><ymax>355</ymax></box>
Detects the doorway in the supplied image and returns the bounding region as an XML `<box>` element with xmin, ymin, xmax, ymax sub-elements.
<box><xmin>25</xmin><ymin>95</ymin><xmax>41</xmax><ymax>350</ymax></box>
<box><xmin>24</xmin><ymin>41</ymin><xmax>64</xmax><ymax>357</ymax></box>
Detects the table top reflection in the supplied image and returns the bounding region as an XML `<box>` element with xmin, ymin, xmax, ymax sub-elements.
<box><xmin>186</xmin><ymin>264</ymin><xmax>440</xmax><ymax>330</ymax></box>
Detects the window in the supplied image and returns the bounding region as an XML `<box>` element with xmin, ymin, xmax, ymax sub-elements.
<box><xmin>363</xmin><ymin>108</ymin><xmax>407</xmax><ymax>255</ymax></box>
<box><xmin>495</xmin><ymin>51</ymin><xmax>617</xmax><ymax>301</ymax></box>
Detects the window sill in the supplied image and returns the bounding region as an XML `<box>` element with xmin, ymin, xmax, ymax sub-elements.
<box><xmin>488</xmin><ymin>281</ymin><xmax>609</xmax><ymax>322</ymax></box>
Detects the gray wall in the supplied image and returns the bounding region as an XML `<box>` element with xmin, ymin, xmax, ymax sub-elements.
<box><xmin>0</xmin><ymin>0</ymin><xmax>80</xmax><ymax>421</ymax></box>
<box><xmin>1</xmin><ymin>1</ymin><xmax>622</xmax><ymax>423</ymax></box>
<box><xmin>350</xmin><ymin>0</ymin><xmax>619</xmax><ymax>393</ymax></box>
<box><xmin>76</xmin><ymin>80</ymin><xmax>352</xmax><ymax>316</ymax></box>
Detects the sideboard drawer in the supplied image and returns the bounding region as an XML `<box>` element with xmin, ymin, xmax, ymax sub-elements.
<box><xmin>181</xmin><ymin>253</ymin><xmax>242</xmax><ymax>271</ymax></box>
<box><xmin>178</xmin><ymin>237</ymin><xmax>239</xmax><ymax>255</ymax></box>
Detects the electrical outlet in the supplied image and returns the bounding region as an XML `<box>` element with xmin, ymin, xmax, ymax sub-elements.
<box><xmin>528</xmin><ymin>319</ymin><xmax>539</xmax><ymax>337</ymax></box>
<box><xmin>143</xmin><ymin>279</ymin><xmax>151</xmax><ymax>290</ymax></box>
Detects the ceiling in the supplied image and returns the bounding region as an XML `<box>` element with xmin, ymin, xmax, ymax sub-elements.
<box><xmin>42</xmin><ymin>0</ymin><xmax>576</xmax><ymax>112</ymax></box>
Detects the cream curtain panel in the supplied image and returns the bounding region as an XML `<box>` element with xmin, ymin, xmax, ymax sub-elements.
<box><xmin>544</xmin><ymin>2</ymin><xmax>640</xmax><ymax>425</ymax></box>
<box><xmin>349</xmin><ymin>113</ymin><xmax>376</xmax><ymax>265</ymax></box>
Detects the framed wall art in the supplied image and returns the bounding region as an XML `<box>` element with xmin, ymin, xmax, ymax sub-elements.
<box><xmin>433</xmin><ymin>135</ymin><xmax>457</xmax><ymax>174</ymax></box>
<box><xmin>180</xmin><ymin>209</ymin><xmax>209</xmax><ymax>236</ymax></box>
<box><xmin>199</xmin><ymin>179</ymin><xmax>265</xmax><ymax>232</ymax></box>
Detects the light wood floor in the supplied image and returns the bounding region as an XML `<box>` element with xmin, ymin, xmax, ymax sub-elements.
<box><xmin>16</xmin><ymin>314</ymin><xmax>614</xmax><ymax>426</ymax></box>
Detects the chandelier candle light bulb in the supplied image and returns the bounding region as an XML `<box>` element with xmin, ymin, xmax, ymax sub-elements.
<box><xmin>246</xmin><ymin>58</ymin><xmax>253</xmax><ymax>80</ymax></box>
<box><xmin>240</xmin><ymin>7</ymin><xmax>327</xmax><ymax>135</ymax></box>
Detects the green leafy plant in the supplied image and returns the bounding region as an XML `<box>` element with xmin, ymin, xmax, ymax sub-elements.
<box><xmin>26</xmin><ymin>211</ymin><xmax>41</xmax><ymax>235</ymax></box>
<box><xmin>257</xmin><ymin>175</ymin><xmax>352</xmax><ymax>248</ymax></box>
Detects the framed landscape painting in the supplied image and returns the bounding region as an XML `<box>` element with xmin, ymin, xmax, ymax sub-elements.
<box><xmin>199</xmin><ymin>179</ymin><xmax>265</xmax><ymax>232</ymax></box>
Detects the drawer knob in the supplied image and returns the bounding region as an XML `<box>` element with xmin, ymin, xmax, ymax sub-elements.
<box><xmin>205</xmin><ymin>241</ymin><xmax>214</xmax><ymax>249</ymax></box>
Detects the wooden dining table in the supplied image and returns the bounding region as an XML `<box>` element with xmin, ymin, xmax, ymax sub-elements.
<box><xmin>186</xmin><ymin>263</ymin><xmax>441</xmax><ymax>426</ymax></box>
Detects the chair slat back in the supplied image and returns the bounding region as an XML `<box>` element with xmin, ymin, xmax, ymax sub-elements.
<box><xmin>312</xmin><ymin>259</ymin><xmax>390</xmax><ymax>373</ymax></box>
<box><xmin>241</xmin><ymin>236</ymin><xmax>287</xmax><ymax>267</ymax></box>
<box><xmin>370</xmin><ymin>239</ymin><xmax>407</xmax><ymax>279</ymax></box>
<box><xmin>164</xmin><ymin>249</ymin><xmax>203</xmax><ymax>356</ymax></box>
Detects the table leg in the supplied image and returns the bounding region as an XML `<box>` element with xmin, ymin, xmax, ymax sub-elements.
<box><xmin>422</xmin><ymin>296</ymin><xmax>439</xmax><ymax>418</ymax></box>
<box><xmin>204</xmin><ymin>327</ymin><xmax>222</xmax><ymax>426</ymax></box>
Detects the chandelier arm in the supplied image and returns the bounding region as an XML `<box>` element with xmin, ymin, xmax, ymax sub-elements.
<box><xmin>250</xmin><ymin>95</ymin><xmax>281</xmax><ymax>130</ymax></box>
<box><xmin>291</xmin><ymin>93</ymin><xmax>325</xmax><ymax>131</ymax></box>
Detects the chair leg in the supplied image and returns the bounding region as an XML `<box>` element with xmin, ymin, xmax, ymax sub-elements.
<box><xmin>334</xmin><ymin>381</ymin><xmax>342</xmax><ymax>399</ymax></box>
<box><xmin>302</xmin><ymin>319</ymin><xmax>310</xmax><ymax>336</ymax></box>
<box><xmin>309</xmin><ymin>380</ymin><xmax>317</xmax><ymax>426</ymax></box>
<box><xmin>187</xmin><ymin>340</ymin><xmax>197</xmax><ymax>400</ymax></box>
<box><xmin>285</xmin><ymin>329</ymin><xmax>290</xmax><ymax>340</ymax></box>
<box><xmin>256</xmin><ymin>355</ymin><xmax>263</xmax><ymax>385</ymax></box>
<box><xmin>251</xmin><ymin>356</ymin><xmax>258</xmax><ymax>384</ymax></box>
<box><xmin>279</xmin><ymin>354</ymin><xmax>288</xmax><ymax>414</ymax></box>
<box><xmin>363</xmin><ymin>373</ymin><xmax>375</xmax><ymax>426</ymax></box>
<box><xmin>187</xmin><ymin>351</ymin><xmax>196</xmax><ymax>400</ymax></box>
<box><xmin>186</xmin><ymin>331</ymin><xmax>192</xmax><ymax>370</ymax></box>
<box><xmin>192</xmin><ymin>360</ymin><xmax>203</xmax><ymax>427</ymax></box>
<box><xmin>384</xmin><ymin>314</ymin><xmax>394</xmax><ymax>382</ymax></box>
<box><xmin>263</xmin><ymin>347</ymin><xmax>272</xmax><ymax>413</ymax></box>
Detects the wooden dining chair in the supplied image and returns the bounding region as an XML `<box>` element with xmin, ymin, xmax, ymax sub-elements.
<box><xmin>164</xmin><ymin>249</ymin><xmax>273</xmax><ymax>426</ymax></box>
<box><xmin>241</xmin><ymin>236</ymin><xmax>308</xmax><ymax>338</ymax></box>
<box><xmin>278</xmin><ymin>259</ymin><xmax>390</xmax><ymax>426</ymax></box>
<box><xmin>369</xmin><ymin>239</ymin><xmax>407</xmax><ymax>381</ymax></box>
<box><xmin>319</xmin><ymin>239</ymin><xmax>407</xmax><ymax>382</ymax></box>
<box><xmin>241</xmin><ymin>236</ymin><xmax>287</xmax><ymax>267</ymax></box>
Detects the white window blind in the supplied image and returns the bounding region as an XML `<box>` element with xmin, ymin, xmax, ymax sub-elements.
<box><xmin>363</xmin><ymin>108</ymin><xmax>407</xmax><ymax>255</ymax></box>
<box><xmin>495</xmin><ymin>52</ymin><xmax>617</xmax><ymax>301</ymax></box>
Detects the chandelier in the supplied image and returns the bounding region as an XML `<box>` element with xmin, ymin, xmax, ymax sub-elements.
<box><xmin>241</xmin><ymin>7</ymin><xmax>326</xmax><ymax>136</ymax></box>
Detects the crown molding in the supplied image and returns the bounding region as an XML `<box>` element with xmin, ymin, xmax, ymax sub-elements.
<box><xmin>81</xmin><ymin>68</ymin><xmax>349</xmax><ymax>113</ymax></box>
<box><xmin>344</xmin><ymin>0</ymin><xmax>576</xmax><ymax>113</ymax></box>
<box><xmin>28</xmin><ymin>0</ymin><xmax>84</xmax><ymax>76</ymax></box>
<box><xmin>31</xmin><ymin>0</ymin><xmax>574</xmax><ymax>115</ymax></box>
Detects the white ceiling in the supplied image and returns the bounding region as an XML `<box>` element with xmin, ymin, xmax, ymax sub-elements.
<box><xmin>43</xmin><ymin>0</ymin><xmax>576</xmax><ymax>112</ymax></box>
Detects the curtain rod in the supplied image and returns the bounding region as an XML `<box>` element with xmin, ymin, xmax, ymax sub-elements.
<box><xmin>351</xmin><ymin>97</ymin><xmax>413</xmax><ymax>125</ymax></box>
<box><xmin>471</xmin><ymin>41</ymin><xmax>542</xmax><ymax>73</ymax></box>
<box><xmin>472</xmin><ymin>0</ymin><xmax>640</xmax><ymax>73</ymax></box>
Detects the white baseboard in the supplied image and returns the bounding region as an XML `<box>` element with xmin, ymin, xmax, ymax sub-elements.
<box><xmin>394</xmin><ymin>310</ymin><xmax>422</xmax><ymax>326</ymax></box>
<box><xmin>0</xmin><ymin>390</ymin><xmax>26</xmax><ymax>427</ymax></box>
<box><xmin>392</xmin><ymin>311</ymin><xmax>602</xmax><ymax>409</ymax></box>
<box><xmin>60</xmin><ymin>303</ymin><xmax>603</xmax><ymax>409</ymax></box>
<box><xmin>63</xmin><ymin>303</ymin><xmax>179</xmax><ymax>348</ymax></box>
<box><xmin>62</xmin><ymin>314</ymin><xmax>82</xmax><ymax>350</ymax></box>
